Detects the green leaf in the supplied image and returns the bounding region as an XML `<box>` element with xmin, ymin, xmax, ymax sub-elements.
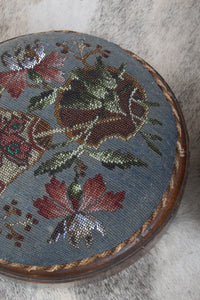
<box><xmin>61</xmin><ymin>57</ymin><xmax>127</xmax><ymax>114</ymax></box>
<box><xmin>87</xmin><ymin>149</ymin><xmax>147</xmax><ymax>170</ymax></box>
<box><xmin>104</xmin><ymin>90</ymin><xmax>125</xmax><ymax>115</ymax></box>
<box><xmin>70</xmin><ymin>68</ymin><xmax>108</xmax><ymax>99</ymax></box>
<box><xmin>70</xmin><ymin>67</ymin><xmax>110</xmax><ymax>100</ymax></box>
<box><xmin>145</xmin><ymin>101</ymin><xmax>160</xmax><ymax>107</ymax></box>
<box><xmin>148</xmin><ymin>118</ymin><xmax>162</xmax><ymax>126</ymax></box>
<box><xmin>140</xmin><ymin>132</ymin><xmax>162</xmax><ymax>141</ymax></box>
<box><xmin>34</xmin><ymin>151</ymin><xmax>77</xmax><ymax>176</ymax></box>
<box><xmin>118</xmin><ymin>63</ymin><xmax>126</xmax><ymax>79</ymax></box>
<box><xmin>70</xmin><ymin>57</ymin><xmax>118</xmax><ymax>98</ymax></box>
<box><xmin>28</xmin><ymin>69</ymin><xmax>43</xmax><ymax>83</ymax></box>
<box><xmin>140</xmin><ymin>132</ymin><xmax>162</xmax><ymax>156</ymax></box>
<box><xmin>145</xmin><ymin>140</ymin><xmax>162</xmax><ymax>156</ymax></box>
<box><xmin>61</xmin><ymin>87</ymin><xmax>102</xmax><ymax>110</ymax></box>
<box><xmin>95</xmin><ymin>56</ymin><xmax>117</xmax><ymax>90</ymax></box>
<box><xmin>28</xmin><ymin>89</ymin><xmax>58</xmax><ymax>112</ymax></box>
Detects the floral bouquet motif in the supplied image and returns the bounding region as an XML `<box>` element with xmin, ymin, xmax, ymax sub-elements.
<box><xmin>0</xmin><ymin>39</ymin><xmax>163</xmax><ymax>248</ymax></box>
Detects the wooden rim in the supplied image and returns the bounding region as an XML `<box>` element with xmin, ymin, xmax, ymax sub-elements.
<box><xmin>0</xmin><ymin>30</ymin><xmax>189</xmax><ymax>282</ymax></box>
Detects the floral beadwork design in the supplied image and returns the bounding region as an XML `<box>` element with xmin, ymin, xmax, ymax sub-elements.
<box><xmin>0</xmin><ymin>114</ymin><xmax>31</xmax><ymax>166</ymax></box>
<box><xmin>0</xmin><ymin>108</ymin><xmax>52</xmax><ymax>196</ymax></box>
<box><xmin>0</xmin><ymin>38</ymin><xmax>164</xmax><ymax>253</ymax></box>
<box><xmin>28</xmin><ymin>42</ymin><xmax>162</xmax><ymax>176</ymax></box>
<box><xmin>55</xmin><ymin>57</ymin><xmax>150</xmax><ymax>148</ymax></box>
<box><xmin>34</xmin><ymin>173</ymin><xmax>125</xmax><ymax>248</ymax></box>
<box><xmin>0</xmin><ymin>40</ymin><xmax>66</xmax><ymax>98</ymax></box>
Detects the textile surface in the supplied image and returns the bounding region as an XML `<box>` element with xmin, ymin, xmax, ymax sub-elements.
<box><xmin>0</xmin><ymin>31</ymin><xmax>178</xmax><ymax>267</ymax></box>
<box><xmin>0</xmin><ymin>0</ymin><xmax>199</xmax><ymax>299</ymax></box>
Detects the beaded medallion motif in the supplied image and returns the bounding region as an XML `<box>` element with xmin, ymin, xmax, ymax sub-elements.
<box><xmin>0</xmin><ymin>32</ymin><xmax>177</xmax><ymax>266</ymax></box>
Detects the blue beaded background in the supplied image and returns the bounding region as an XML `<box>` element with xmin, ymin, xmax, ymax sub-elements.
<box><xmin>0</xmin><ymin>32</ymin><xmax>177</xmax><ymax>266</ymax></box>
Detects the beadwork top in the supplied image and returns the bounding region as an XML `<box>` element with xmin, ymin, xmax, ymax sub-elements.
<box><xmin>0</xmin><ymin>31</ymin><xmax>188</xmax><ymax>282</ymax></box>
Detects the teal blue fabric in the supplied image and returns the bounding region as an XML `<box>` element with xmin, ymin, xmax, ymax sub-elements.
<box><xmin>0</xmin><ymin>32</ymin><xmax>177</xmax><ymax>266</ymax></box>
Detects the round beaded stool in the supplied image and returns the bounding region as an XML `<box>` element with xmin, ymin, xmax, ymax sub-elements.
<box><xmin>0</xmin><ymin>31</ymin><xmax>189</xmax><ymax>282</ymax></box>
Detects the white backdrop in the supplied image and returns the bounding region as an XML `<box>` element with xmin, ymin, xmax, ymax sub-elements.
<box><xmin>0</xmin><ymin>1</ymin><xmax>200</xmax><ymax>299</ymax></box>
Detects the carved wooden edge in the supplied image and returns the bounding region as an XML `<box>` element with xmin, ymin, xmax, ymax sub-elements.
<box><xmin>0</xmin><ymin>31</ymin><xmax>189</xmax><ymax>282</ymax></box>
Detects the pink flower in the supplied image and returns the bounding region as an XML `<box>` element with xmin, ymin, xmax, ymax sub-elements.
<box><xmin>0</xmin><ymin>40</ymin><xmax>66</xmax><ymax>98</ymax></box>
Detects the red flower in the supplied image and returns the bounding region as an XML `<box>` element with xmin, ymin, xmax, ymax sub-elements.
<box><xmin>0</xmin><ymin>40</ymin><xmax>66</xmax><ymax>98</ymax></box>
<box><xmin>34</xmin><ymin>177</ymin><xmax>74</xmax><ymax>219</ymax></box>
<box><xmin>80</xmin><ymin>174</ymin><xmax>125</xmax><ymax>213</ymax></box>
<box><xmin>34</xmin><ymin>175</ymin><xmax>125</xmax><ymax>247</ymax></box>
<box><xmin>34</xmin><ymin>174</ymin><xmax>125</xmax><ymax>219</ymax></box>
<box><xmin>0</xmin><ymin>70</ymin><xmax>27</xmax><ymax>99</ymax></box>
